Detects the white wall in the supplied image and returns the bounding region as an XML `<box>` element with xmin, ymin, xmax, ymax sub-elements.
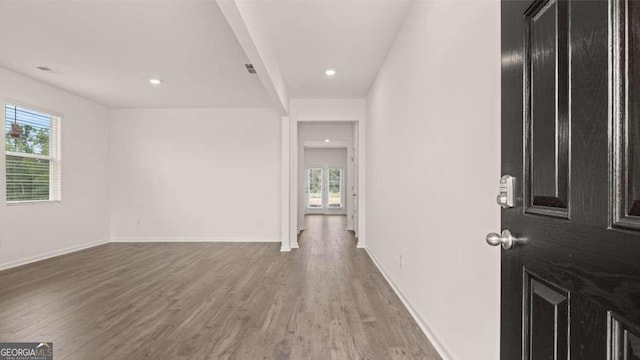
<box><xmin>303</xmin><ymin>147</ymin><xmax>348</xmax><ymax>215</ymax></box>
<box><xmin>365</xmin><ymin>2</ymin><xmax>500</xmax><ymax>360</ymax></box>
<box><xmin>0</xmin><ymin>68</ymin><xmax>110</xmax><ymax>269</ymax></box>
<box><xmin>304</xmin><ymin>148</ymin><xmax>347</xmax><ymax>167</ymax></box>
<box><xmin>290</xmin><ymin>98</ymin><xmax>365</xmax><ymax>122</ymax></box>
<box><xmin>109</xmin><ymin>108</ymin><xmax>281</xmax><ymax>242</ymax></box>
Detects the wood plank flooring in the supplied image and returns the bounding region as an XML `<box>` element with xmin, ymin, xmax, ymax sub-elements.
<box><xmin>0</xmin><ymin>215</ymin><xmax>440</xmax><ymax>359</ymax></box>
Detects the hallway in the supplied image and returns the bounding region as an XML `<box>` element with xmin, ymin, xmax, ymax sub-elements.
<box><xmin>0</xmin><ymin>215</ymin><xmax>439</xmax><ymax>359</ymax></box>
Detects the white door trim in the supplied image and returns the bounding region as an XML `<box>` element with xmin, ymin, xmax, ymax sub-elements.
<box><xmin>280</xmin><ymin>116</ymin><xmax>291</xmax><ymax>252</ymax></box>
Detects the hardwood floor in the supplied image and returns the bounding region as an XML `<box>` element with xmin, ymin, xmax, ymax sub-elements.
<box><xmin>0</xmin><ymin>215</ymin><xmax>440</xmax><ymax>359</ymax></box>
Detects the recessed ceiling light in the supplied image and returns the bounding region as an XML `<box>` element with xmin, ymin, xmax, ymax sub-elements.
<box><xmin>325</xmin><ymin>69</ymin><xmax>336</xmax><ymax>77</ymax></box>
<box><xmin>325</xmin><ymin>139</ymin><xmax>331</xmax><ymax>143</ymax></box>
<box><xmin>149</xmin><ymin>78</ymin><xmax>162</xmax><ymax>85</ymax></box>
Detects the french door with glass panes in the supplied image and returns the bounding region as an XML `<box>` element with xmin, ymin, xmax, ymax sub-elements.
<box><xmin>306</xmin><ymin>166</ymin><xmax>344</xmax><ymax>212</ymax></box>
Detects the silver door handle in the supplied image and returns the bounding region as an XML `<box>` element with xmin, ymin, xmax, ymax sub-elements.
<box><xmin>486</xmin><ymin>230</ymin><xmax>515</xmax><ymax>250</ymax></box>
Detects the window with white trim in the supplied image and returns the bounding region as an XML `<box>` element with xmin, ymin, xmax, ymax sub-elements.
<box><xmin>306</xmin><ymin>166</ymin><xmax>344</xmax><ymax>210</ymax></box>
<box><xmin>5</xmin><ymin>104</ymin><xmax>61</xmax><ymax>203</ymax></box>
<box><xmin>307</xmin><ymin>168</ymin><xmax>323</xmax><ymax>209</ymax></box>
<box><xmin>327</xmin><ymin>168</ymin><xmax>343</xmax><ymax>209</ymax></box>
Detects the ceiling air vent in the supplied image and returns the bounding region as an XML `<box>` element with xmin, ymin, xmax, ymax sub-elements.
<box><xmin>36</xmin><ymin>66</ymin><xmax>61</xmax><ymax>74</ymax></box>
<box><xmin>244</xmin><ymin>64</ymin><xmax>257</xmax><ymax>74</ymax></box>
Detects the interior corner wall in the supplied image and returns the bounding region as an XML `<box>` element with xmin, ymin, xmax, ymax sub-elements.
<box><xmin>0</xmin><ymin>68</ymin><xmax>110</xmax><ymax>269</ymax></box>
<box><xmin>108</xmin><ymin>108</ymin><xmax>281</xmax><ymax>242</ymax></box>
<box><xmin>365</xmin><ymin>1</ymin><xmax>501</xmax><ymax>360</ymax></box>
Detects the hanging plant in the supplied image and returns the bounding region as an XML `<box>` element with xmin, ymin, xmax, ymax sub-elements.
<box><xmin>10</xmin><ymin>122</ymin><xmax>20</xmax><ymax>139</ymax></box>
<box><xmin>10</xmin><ymin>106</ymin><xmax>20</xmax><ymax>139</ymax></box>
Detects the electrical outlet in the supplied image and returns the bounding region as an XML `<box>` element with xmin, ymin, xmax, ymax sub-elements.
<box><xmin>400</xmin><ymin>254</ymin><xmax>404</xmax><ymax>269</ymax></box>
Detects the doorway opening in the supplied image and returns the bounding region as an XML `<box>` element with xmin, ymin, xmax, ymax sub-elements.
<box><xmin>297</xmin><ymin>122</ymin><xmax>357</xmax><ymax>238</ymax></box>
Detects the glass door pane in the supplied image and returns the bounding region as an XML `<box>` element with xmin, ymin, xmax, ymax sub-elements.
<box><xmin>327</xmin><ymin>168</ymin><xmax>343</xmax><ymax>208</ymax></box>
<box><xmin>307</xmin><ymin>168</ymin><xmax>323</xmax><ymax>209</ymax></box>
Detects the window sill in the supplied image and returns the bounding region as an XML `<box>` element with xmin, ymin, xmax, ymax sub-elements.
<box><xmin>7</xmin><ymin>200</ymin><xmax>61</xmax><ymax>206</ymax></box>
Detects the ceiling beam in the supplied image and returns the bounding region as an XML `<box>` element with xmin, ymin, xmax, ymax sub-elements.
<box><xmin>217</xmin><ymin>0</ymin><xmax>289</xmax><ymax>115</ymax></box>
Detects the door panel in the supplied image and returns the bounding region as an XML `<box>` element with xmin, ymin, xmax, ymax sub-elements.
<box><xmin>524</xmin><ymin>273</ymin><xmax>569</xmax><ymax>360</ymax></box>
<box><xmin>613</xmin><ymin>0</ymin><xmax>640</xmax><ymax>228</ymax></box>
<box><xmin>524</xmin><ymin>0</ymin><xmax>570</xmax><ymax>216</ymax></box>
<box><xmin>611</xmin><ymin>313</ymin><xmax>640</xmax><ymax>360</ymax></box>
<box><xmin>501</xmin><ymin>0</ymin><xmax>640</xmax><ymax>358</ymax></box>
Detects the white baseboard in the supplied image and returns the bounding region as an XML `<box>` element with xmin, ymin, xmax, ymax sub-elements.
<box><xmin>110</xmin><ymin>237</ymin><xmax>281</xmax><ymax>243</ymax></box>
<box><xmin>0</xmin><ymin>238</ymin><xmax>109</xmax><ymax>272</ymax></box>
<box><xmin>364</xmin><ymin>247</ymin><xmax>455</xmax><ymax>360</ymax></box>
<box><xmin>280</xmin><ymin>245</ymin><xmax>291</xmax><ymax>252</ymax></box>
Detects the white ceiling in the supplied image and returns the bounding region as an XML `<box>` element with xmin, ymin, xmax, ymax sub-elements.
<box><xmin>0</xmin><ymin>1</ymin><xmax>273</xmax><ymax>108</ymax></box>
<box><xmin>0</xmin><ymin>1</ymin><xmax>412</xmax><ymax>108</ymax></box>
<box><xmin>253</xmin><ymin>0</ymin><xmax>413</xmax><ymax>98</ymax></box>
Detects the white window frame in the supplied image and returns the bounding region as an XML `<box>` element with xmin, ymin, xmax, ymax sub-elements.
<box><xmin>5</xmin><ymin>101</ymin><xmax>62</xmax><ymax>205</ymax></box>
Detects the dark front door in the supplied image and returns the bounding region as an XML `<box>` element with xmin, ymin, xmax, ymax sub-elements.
<box><xmin>500</xmin><ymin>0</ymin><xmax>640</xmax><ymax>358</ymax></box>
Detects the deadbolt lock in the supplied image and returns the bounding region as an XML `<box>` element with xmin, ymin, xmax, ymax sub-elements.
<box><xmin>497</xmin><ymin>175</ymin><xmax>515</xmax><ymax>208</ymax></box>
